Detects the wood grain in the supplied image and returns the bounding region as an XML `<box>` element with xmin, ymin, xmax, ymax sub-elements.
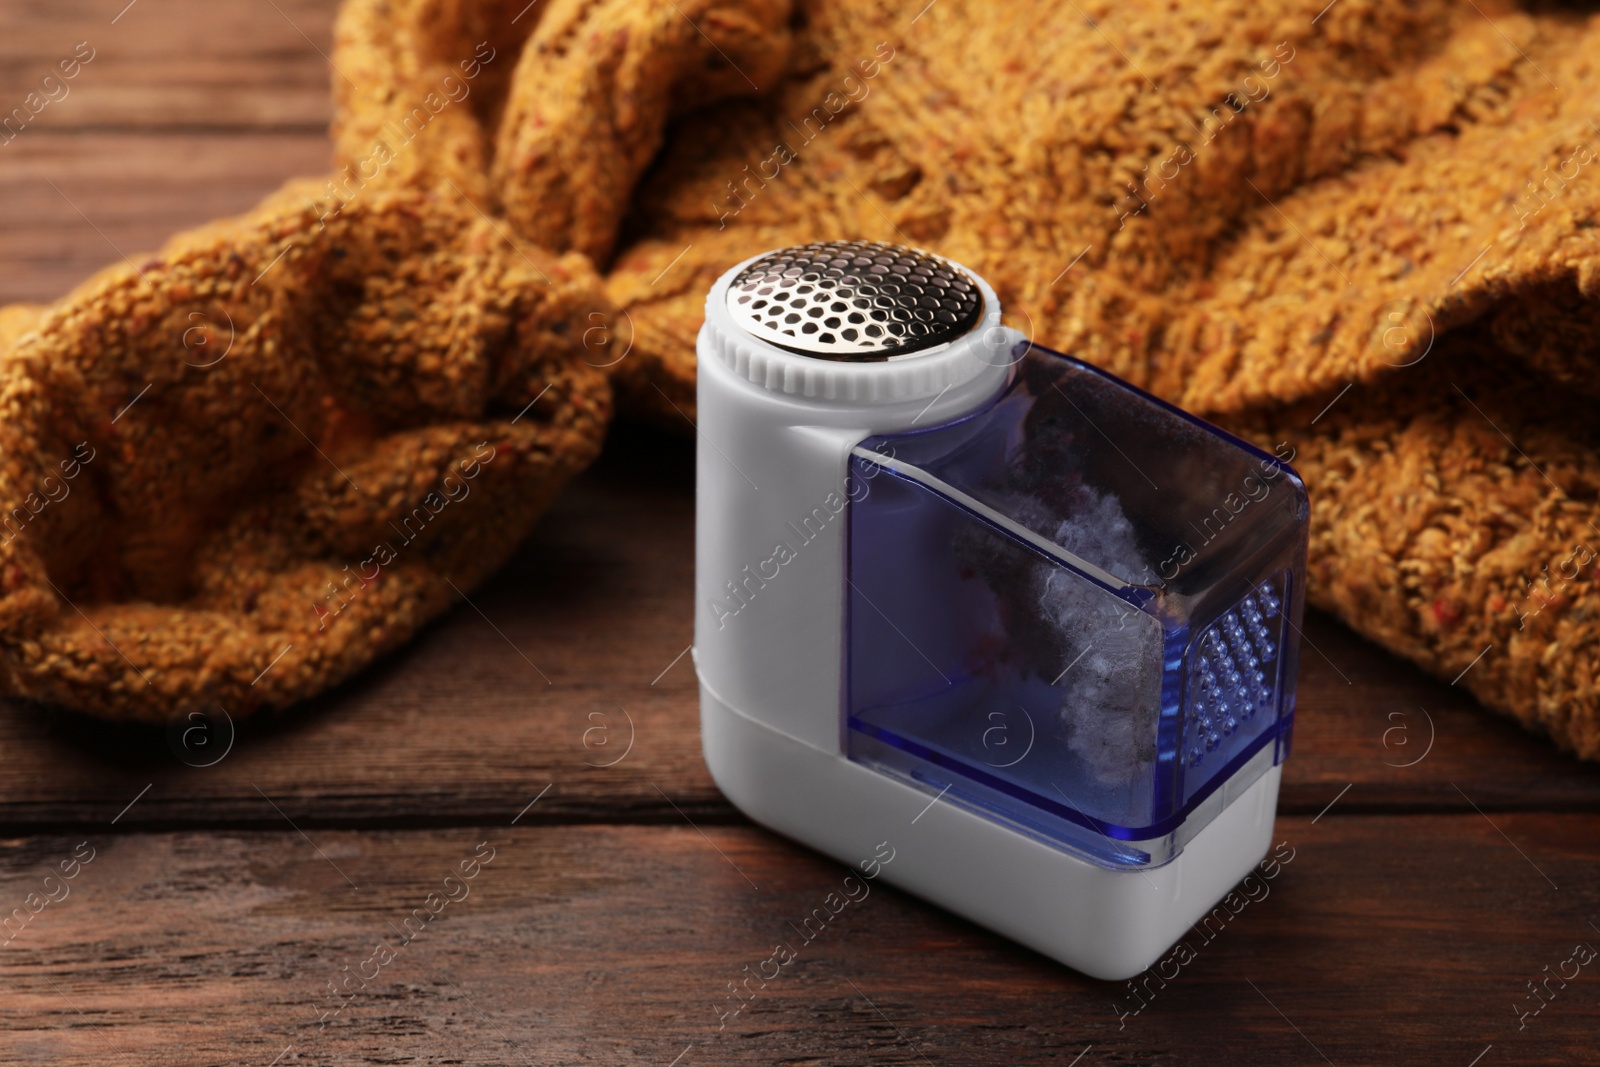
<box><xmin>0</xmin><ymin>132</ymin><xmax>331</xmax><ymax>304</ymax></box>
<box><xmin>0</xmin><ymin>0</ymin><xmax>340</xmax><ymax>305</ymax></box>
<box><xmin>0</xmin><ymin>0</ymin><xmax>336</xmax><ymax>132</ymax></box>
<box><xmin>1</xmin><ymin>814</ymin><xmax>1595</xmax><ymax>1067</ymax></box>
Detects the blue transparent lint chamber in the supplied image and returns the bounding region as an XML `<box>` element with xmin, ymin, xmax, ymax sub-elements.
<box><xmin>846</xmin><ymin>342</ymin><xmax>1308</xmax><ymax>869</ymax></box>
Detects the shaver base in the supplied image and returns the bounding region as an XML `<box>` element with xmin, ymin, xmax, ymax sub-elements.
<box><xmin>701</xmin><ymin>681</ymin><xmax>1280</xmax><ymax>982</ymax></box>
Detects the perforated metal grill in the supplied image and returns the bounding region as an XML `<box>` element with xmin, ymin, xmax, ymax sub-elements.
<box><xmin>1183</xmin><ymin>574</ymin><xmax>1286</xmax><ymax>775</ymax></box>
<box><xmin>725</xmin><ymin>241</ymin><xmax>984</xmax><ymax>361</ymax></box>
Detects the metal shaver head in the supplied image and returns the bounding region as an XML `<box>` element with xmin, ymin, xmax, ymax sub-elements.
<box><xmin>724</xmin><ymin>240</ymin><xmax>985</xmax><ymax>361</ymax></box>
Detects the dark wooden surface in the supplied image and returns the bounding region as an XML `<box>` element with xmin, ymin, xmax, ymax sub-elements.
<box><xmin>3</xmin><ymin>4</ymin><xmax>1599</xmax><ymax>1065</ymax></box>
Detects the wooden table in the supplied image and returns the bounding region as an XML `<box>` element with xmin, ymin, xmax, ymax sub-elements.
<box><xmin>3</xmin><ymin>4</ymin><xmax>1599</xmax><ymax>1064</ymax></box>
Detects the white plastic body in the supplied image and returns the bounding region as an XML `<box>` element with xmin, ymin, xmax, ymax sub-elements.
<box><xmin>694</xmin><ymin>252</ymin><xmax>1282</xmax><ymax>980</ymax></box>
<box><xmin>702</xmin><ymin>684</ymin><xmax>1280</xmax><ymax>980</ymax></box>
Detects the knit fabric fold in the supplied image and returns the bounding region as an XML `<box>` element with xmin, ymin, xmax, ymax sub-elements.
<box><xmin>0</xmin><ymin>182</ymin><xmax>611</xmax><ymax>720</ymax></box>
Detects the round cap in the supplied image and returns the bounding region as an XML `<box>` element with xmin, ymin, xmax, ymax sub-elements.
<box><xmin>725</xmin><ymin>241</ymin><xmax>983</xmax><ymax>361</ymax></box>
<box><xmin>701</xmin><ymin>240</ymin><xmax>1018</xmax><ymax>411</ymax></box>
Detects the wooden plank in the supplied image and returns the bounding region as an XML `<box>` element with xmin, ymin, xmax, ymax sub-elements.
<box><xmin>0</xmin><ymin>0</ymin><xmax>336</xmax><ymax>133</ymax></box>
<box><xmin>1281</xmin><ymin>614</ymin><xmax>1600</xmax><ymax>813</ymax></box>
<box><xmin>0</xmin><ymin>0</ymin><xmax>339</xmax><ymax>305</ymax></box>
<box><xmin>0</xmin><ymin>131</ymin><xmax>331</xmax><ymax>305</ymax></box>
<box><xmin>0</xmin><ymin>813</ymin><xmax>1595</xmax><ymax>1065</ymax></box>
<box><xmin>0</xmin><ymin>425</ymin><xmax>1595</xmax><ymax>830</ymax></box>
